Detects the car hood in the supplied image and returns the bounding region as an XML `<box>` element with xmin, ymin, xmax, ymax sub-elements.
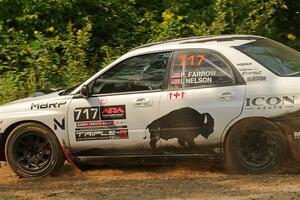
<box><xmin>5</xmin><ymin>91</ymin><xmax>63</xmax><ymax>105</ymax></box>
<box><xmin>0</xmin><ymin>91</ymin><xmax>72</xmax><ymax>115</ymax></box>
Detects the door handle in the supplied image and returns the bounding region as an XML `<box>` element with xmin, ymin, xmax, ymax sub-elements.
<box><xmin>218</xmin><ymin>92</ymin><xmax>233</xmax><ymax>100</ymax></box>
<box><xmin>134</xmin><ymin>98</ymin><xmax>153</xmax><ymax>107</ymax></box>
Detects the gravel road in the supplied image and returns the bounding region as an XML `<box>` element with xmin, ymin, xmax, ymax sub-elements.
<box><xmin>1</xmin><ymin>161</ymin><xmax>300</xmax><ymax>200</ymax></box>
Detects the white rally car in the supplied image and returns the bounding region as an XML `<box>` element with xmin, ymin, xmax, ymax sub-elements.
<box><xmin>1</xmin><ymin>35</ymin><xmax>300</xmax><ymax>177</ymax></box>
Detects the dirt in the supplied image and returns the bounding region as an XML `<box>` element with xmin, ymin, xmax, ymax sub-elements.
<box><xmin>1</xmin><ymin>161</ymin><xmax>300</xmax><ymax>200</ymax></box>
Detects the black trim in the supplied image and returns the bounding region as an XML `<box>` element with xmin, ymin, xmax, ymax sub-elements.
<box><xmin>162</xmin><ymin>52</ymin><xmax>174</xmax><ymax>90</ymax></box>
<box><xmin>0</xmin><ymin>132</ymin><xmax>3</xmax><ymax>144</ymax></box>
<box><xmin>75</xmin><ymin>154</ymin><xmax>223</xmax><ymax>166</ymax></box>
<box><xmin>207</xmin><ymin>49</ymin><xmax>246</xmax><ymax>85</ymax></box>
<box><xmin>0</xmin><ymin>132</ymin><xmax>5</xmax><ymax>161</ymax></box>
<box><xmin>77</xmin><ymin>154</ymin><xmax>221</xmax><ymax>159</ymax></box>
<box><xmin>181</xmin><ymin>36</ymin><xmax>261</xmax><ymax>44</ymax></box>
<box><xmin>89</xmin><ymin>89</ymin><xmax>163</xmax><ymax>98</ymax></box>
<box><xmin>164</xmin><ymin>83</ymin><xmax>245</xmax><ymax>92</ymax></box>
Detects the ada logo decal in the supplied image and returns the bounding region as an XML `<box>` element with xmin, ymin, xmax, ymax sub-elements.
<box><xmin>100</xmin><ymin>105</ymin><xmax>126</xmax><ymax>120</ymax></box>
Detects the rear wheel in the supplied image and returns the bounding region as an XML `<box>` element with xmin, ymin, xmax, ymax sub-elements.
<box><xmin>225</xmin><ymin>118</ymin><xmax>287</xmax><ymax>174</ymax></box>
<box><xmin>5</xmin><ymin>123</ymin><xmax>65</xmax><ymax>178</ymax></box>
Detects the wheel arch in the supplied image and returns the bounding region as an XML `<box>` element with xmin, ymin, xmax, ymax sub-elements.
<box><xmin>222</xmin><ymin>116</ymin><xmax>292</xmax><ymax>160</ymax></box>
<box><xmin>0</xmin><ymin>120</ymin><xmax>56</xmax><ymax>161</ymax></box>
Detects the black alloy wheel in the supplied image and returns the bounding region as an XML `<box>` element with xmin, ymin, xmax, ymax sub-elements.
<box><xmin>5</xmin><ymin>123</ymin><xmax>65</xmax><ymax>177</ymax></box>
<box><xmin>13</xmin><ymin>132</ymin><xmax>52</xmax><ymax>173</ymax></box>
<box><xmin>225</xmin><ymin>119</ymin><xmax>287</xmax><ymax>174</ymax></box>
<box><xmin>238</xmin><ymin>129</ymin><xmax>277</xmax><ymax>168</ymax></box>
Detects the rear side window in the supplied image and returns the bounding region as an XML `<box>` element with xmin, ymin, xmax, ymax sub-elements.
<box><xmin>236</xmin><ymin>38</ymin><xmax>300</xmax><ymax>76</ymax></box>
<box><xmin>168</xmin><ymin>50</ymin><xmax>235</xmax><ymax>89</ymax></box>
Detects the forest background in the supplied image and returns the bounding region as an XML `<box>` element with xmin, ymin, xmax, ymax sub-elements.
<box><xmin>0</xmin><ymin>0</ymin><xmax>299</xmax><ymax>104</ymax></box>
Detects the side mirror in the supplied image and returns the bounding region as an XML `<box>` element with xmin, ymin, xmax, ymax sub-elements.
<box><xmin>81</xmin><ymin>85</ymin><xmax>90</xmax><ymax>98</ymax></box>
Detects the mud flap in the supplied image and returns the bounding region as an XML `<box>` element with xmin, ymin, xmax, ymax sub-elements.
<box><xmin>60</xmin><ymin>139</ymin><xmax>82</xmax><ymax>171</ymax></box>
<box><xmin>0</xmin><ymin>132</ymin><xmax>5</xmax><ymax>161</ymax></box>
<box><xmin>277</xmin><ymin>123</ymin><xmax>300</xmax><ymax>164</ymax></box>
<box><xmin>286</xmin><ymin>133</ymin><xmax>300</xmax><ymax>163</ymax></box>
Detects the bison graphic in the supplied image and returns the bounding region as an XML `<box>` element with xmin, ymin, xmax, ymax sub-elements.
<box><xmin>145</xmin><ymin>107</ymin><xmax>215</xmax><ymax>149</ymax></box>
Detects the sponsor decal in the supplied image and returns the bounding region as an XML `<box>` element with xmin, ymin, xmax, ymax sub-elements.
<box><xmin>247</xmin><ymin>76</ymin><xmax>267</xmax><ymax>82</ymax></box>
<box><xmin>100</xmin><ymin>105</ymin><xmax>126</xmax><ymax>120</ymax></box>
<box><xmin>76</xmin><ymin>120</ymin><xmax>115</xmax><ymax>128</ymax></box>
<box><xmin>239</xmin><ymin>67</ymin><xmax>259</xmax><ymax>72</ymax></box>
<box><xmin>178</xmin><ymin>54</ymin><xmax>205</xmax><ymax>67</ymax></box>
<box><xmin>98</xmin><ymin>97</ymin><xmax>107</xmax><ymax>105</ymax></box>
<box><xmin>31</xmin><ymin>101</ymin><xmax>67</xmax><ymax>110</ymax></box>
<box><xmin>75</xmin><ymin>129</ymin><xmax>128</xmax><ymax>141</ymax></box>
<box><xmin>167</xmin><ymin>91</ymin><xmax>186</xmax><ymax>100</ymax></box>
<box><xmin>170</xmin><ymin>71</ymin><xmax>216</xmax><ymax>85</ymax></box>
<box><xmin>74</xmin><ymin>107</ymin><xmax>100</xmax><ymax>122</ymax></box>
<box><xmin>75</xmin><ymin>120</ymin><xmax>127</xmax><ymax>130</ymax></box>
<box><xmin>245</xmin><ymin>96</ymin><xmax>295</xmax><ymax>110</ymax></box>
<box><xmin>242</xmin><ymin>70</ymin><xmax>262</xmax><ymax>76</ymax></box>
<box><xmin>187</xmin><ymin>71</ymin><xmax>216</xmax><ymax>77</ymax></box>
<box><xmin>54</xmin><ymin>118</ymin><xmax>65</xmax><ymax>130</ymax></box>
<box><xmin>73</xmin><ymin>105</ymin><xmax>128</xmax><ymax>141</ymax></box>
<box><xmin>145</xmin><ymin>107</ymin><xmax>214</xmax><ymax>149</ymax></box>
<box><xmin>237</xmin><ymin>62</ymin><xmax>252</xmax><ymax>67</ymax></box>
<box><xmin>294</xmin><ymin>132</ymin><xmax>300</xmax><ymax>139</ymax></box>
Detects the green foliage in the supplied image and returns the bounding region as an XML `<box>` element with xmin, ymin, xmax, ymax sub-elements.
<box><xmin>0</xmin><ymin>21</ymin><xmax>93</xmax><ymax>104</ymax></box>
<box><xmin>0</xmin><ymin>0</ymin><xmax>299</xmax><ymax>104</ymax></box>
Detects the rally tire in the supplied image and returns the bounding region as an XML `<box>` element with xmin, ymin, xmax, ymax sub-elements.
<box><xmin>5</xmin><ymin>123</ymin><xmax>65</xmax><ymax>178</ymax></box>
<box><xmin>225</xmin><ymin>118</ymin><xmax>287</xmax><ymax>174</ymax></box>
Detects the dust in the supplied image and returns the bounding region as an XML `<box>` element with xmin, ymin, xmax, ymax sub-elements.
<box><xmin>1</xmin><ymin>161</ymin><xmax>300</xmax><ymax>200</ymax></box>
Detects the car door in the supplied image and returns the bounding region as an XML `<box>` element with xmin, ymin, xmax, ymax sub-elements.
<box><xmin>146</xmin><ymin>49</ymin><xmax>246</xmax><ymax>154</ymax></box>
<box><xmin>68</xmin><ymin>52</ymin><xmax>172</xmax><ymax>156</ymax></box>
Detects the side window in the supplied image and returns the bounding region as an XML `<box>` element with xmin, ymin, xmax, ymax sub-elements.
<box><xmin>92</xmin><ymin>52</ymin><xmax>171</xmax><ymax>94</ymax></box>
<box><xmin>168</xmin><ymin>50</ymin><xmax>235</xmax><ymax>89</ymax></box>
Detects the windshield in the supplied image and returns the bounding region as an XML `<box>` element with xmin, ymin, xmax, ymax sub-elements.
<box><xmin>236</xmin><ymin>38</ymin><xmax>300</xmax><ymax>76</ymax></box>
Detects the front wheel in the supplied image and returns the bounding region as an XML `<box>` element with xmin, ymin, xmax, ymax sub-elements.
<box><xmin>5</xmin><ymin>123</ymin><xmax>65</xmax><ymax>178</ymax></box>
<box><xmin>225</xmin><ymin>118</ymin><xmax>287</xmax><ymax>174</ymax></box>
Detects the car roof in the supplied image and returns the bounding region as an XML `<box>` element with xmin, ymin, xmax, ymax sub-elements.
<box><xmin>72</xmin><ymin>35</ymin><xmax>264</xmax><ymax>95</ymax></box>
<box><xmin>128</xmin><ymin>34</ymin><xmax>264</xmax><ymax>56</ymax></box>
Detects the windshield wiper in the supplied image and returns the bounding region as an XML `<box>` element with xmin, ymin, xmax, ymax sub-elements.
<box><xmin>59</xmin><ymin>84</ymin><xmax>80</xmax><ymax>95</ymax></box>
<box><xmin>286</xmin><ymin>71</ymin><xmax>300</xmax><ymax>77</ymax></box>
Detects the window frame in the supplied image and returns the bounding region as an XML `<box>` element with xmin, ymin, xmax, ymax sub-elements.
<box><xmin>88</xmin><ymin>51</ymin><xmax>174</xmax><ymax>97</ymax></box>
<box><xmin>166</xmin><ymin>48</ymin><xmax>245</xmax><ymax>91</ymax></box>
